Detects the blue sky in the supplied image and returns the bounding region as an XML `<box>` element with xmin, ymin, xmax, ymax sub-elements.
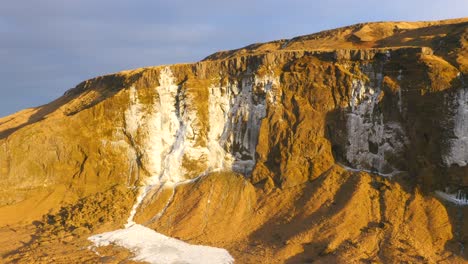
<box><xmin>1</xmin><ymin>0</ymin><xmax>467</xmax><ymax>117</ymax></box>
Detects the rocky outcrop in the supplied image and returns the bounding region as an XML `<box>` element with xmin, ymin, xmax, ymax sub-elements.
<box><xmin>0</xmin><ymin>18</ymin><xmax>467</xmax><ymax>263</ymax></box>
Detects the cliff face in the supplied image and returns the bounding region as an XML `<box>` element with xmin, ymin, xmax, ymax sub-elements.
<box><xmin>0</xmin><ymin>18</ymin><xmax>467</xmax><ymax>263</ymax></box>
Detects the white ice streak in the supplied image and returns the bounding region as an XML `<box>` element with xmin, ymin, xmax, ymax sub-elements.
<box><xmin>435</xmin><ymin>190</ymin><xmax>468</xmax><ymax>206</ymax></box>
<box><xmin>338</xmin><ymin>163</ymin><xmax>404</xmax><ymax>178</ymax></box>
<box><xmin>149</xmin><ymin>67</ymin><xmax>182</xmax><ymax>183</ymax></box>
<box><xmin>125</xmin><ymin>67</ymin><xmax>183</xmax><ymax>226</ymax></box>
<box><xmin>442</xmin><ymin>87</ymin><xmax>468</xmax><ymax>167</ymax></box>
<box><xmin>397</xmin><ymin>69</ymin><xmax>403</xmax><ymax>113</ymax></box>
<box><xmin>88</xmin><ymin>224</ymin><xmax>234</xmax><ymax>264</ymax></box>
<box><xmin>207</xmin><ymin>84</ymin><xmax>234</xmax><ymax>170</ymax></box>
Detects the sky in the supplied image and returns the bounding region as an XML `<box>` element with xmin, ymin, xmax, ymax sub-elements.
<box><xmin>1</xmin><ymin>0</ymin><xmax>467</xmax><ymax>117</ymax></box>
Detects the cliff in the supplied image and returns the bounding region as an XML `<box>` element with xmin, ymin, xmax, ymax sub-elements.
<box><xmin>0</xmin><ymin>18</ymin><xmax>467</xmax><ymax>263</ymax></box>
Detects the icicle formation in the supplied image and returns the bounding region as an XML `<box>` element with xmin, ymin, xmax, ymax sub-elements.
<box><xmin>124</xmin><ymin>67</ymin><xmax>182</xmax><ymax>226</ymax></box>
<box><xmin>89</xmin><ymin>67</ymin><xmax>238</xmax><ymax>264</ymax></box>
<box><xmin>435</xmin><ymin>190</ymin><xmax>468</xmax><ymax>206</ymax></box>
<box><xmin>343</xmin><ymin>63</ymin><xmax>407</xmax><ymax>176</ymax></box>
<box><xmin>120</xmin><ymin>67</ymin><xmax>280</xmax><ymax>227</ymax></box>
<box><xmin>219</xmin><ymin>74</ymin><xmax>279</xmax><ymax>175</ymax></box>
<box><xmin>442</xmin><ymin>87</ymin><xmax>468</xmax><ymax>167</ymax></box>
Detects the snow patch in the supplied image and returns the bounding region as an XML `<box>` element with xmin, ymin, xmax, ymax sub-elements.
<box><xmin>88</xmin><ymin>224</ymin><xmax>234</xmax><ymax>264</ymax></box>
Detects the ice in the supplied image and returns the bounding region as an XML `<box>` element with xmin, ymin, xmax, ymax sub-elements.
<box><xmin>91</xmin><ymin>67</ymin><xmax>236</xmax><ymax>263</ymax></box>
<box><xmin>338</xmin><ymin>163</ymin><xmax>404</xmax><ymax>178</ymax></box>
<box><xmin>89</xmin><ymin>69</ymin><xmax>280</xmax><ymax>263</ymax></box>
<box><xmin>207</xmin><ymin>84</ymin><xmax>235</xmax><ymax>170</ymax></box>
<box><xmin>124</xmin><ymin>70</ymin><xmax>279</xmax><ymax>226</ymax></box>
<box><xmin>88</xmin><ymin>224</ymin><xmax>234</xmax><ymax>264</ymax></box>
<box><xmin>435</xmin><ymin>190</ymin><xmax>468</xmax><ymax>206</ymax></box>
<box><xmin>442</xmin><ymin>87</ymin><xmax>468</xmax><ymax>167</ymax></box>
<box><xmin>124</xmin><ymin>67</ymin><xmax>183</xmax><ymax>226</ymax></box>
<box><xmin>219</xmin><ymin>74</ymin><xmax>279</xmax><ymax>174</ymax></box>
<box><xmin>124</xmin><ymin>86</ymin><xmax>143</xmax><ymax>136</ymax></box>
<box><xmin>343</xmin><ymin>65</ymin><xmax>407</xmax><ymax>176</ymax></box>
